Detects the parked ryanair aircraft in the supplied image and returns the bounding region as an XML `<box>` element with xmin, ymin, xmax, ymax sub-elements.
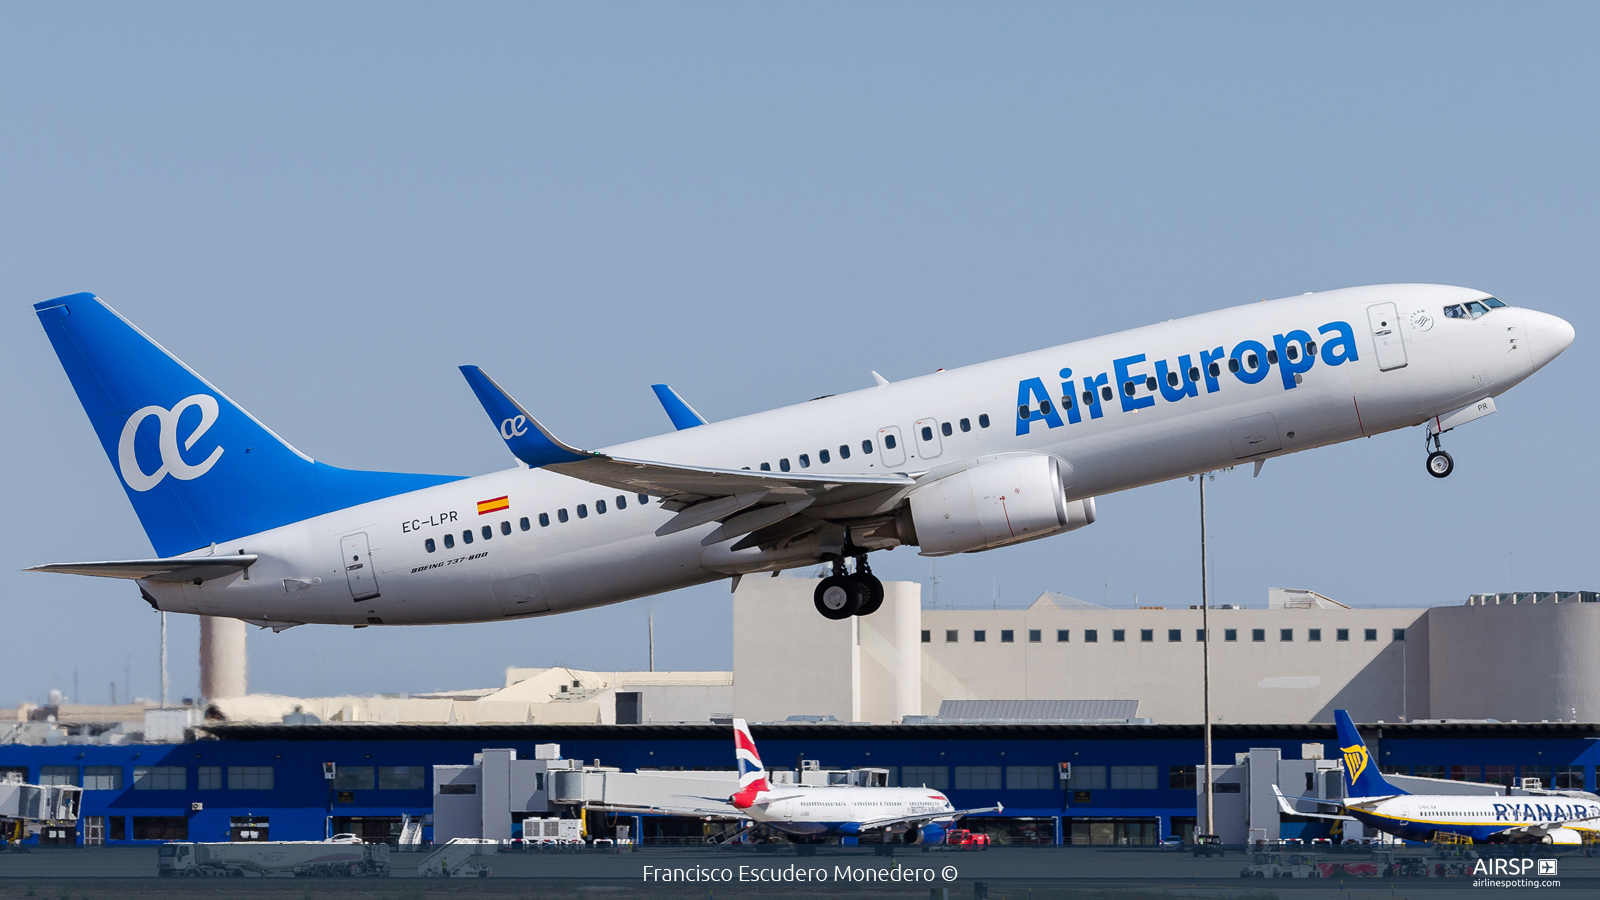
<box><xmin>1275</xmin><ymin>711</ymin><xmax>1600</xmax><ymax>844</ymax></box>
<box><xmin>28</xmin><ymin>286</ymin><xmax>1572</xmax><ymax>629</ymax></box>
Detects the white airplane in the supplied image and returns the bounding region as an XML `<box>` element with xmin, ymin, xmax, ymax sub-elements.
<box><xmin>28</xmin><ymin>285</ymin><xmax>1572</xmax><ymax>628</ymax></box>
<box><xmin>605</xmin><ymin>718</ymin><xmax>1000</xmax><ymax>843</ymax></box>
<box><xmin>1275</xmin><ymin>710</ymin><xmax>1600</xmax><ymax>845</ymax></box>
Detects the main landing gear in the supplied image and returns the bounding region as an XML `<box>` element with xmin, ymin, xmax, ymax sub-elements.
<box><xmin>813</xmin><ymin>554</ymin><xmax>884</xmax><ymax>620</ymax></box>
<box><xmin>1425</xmin><ymin>431</ymin><xmax>1454</xmax><ymax>479</ymax></box>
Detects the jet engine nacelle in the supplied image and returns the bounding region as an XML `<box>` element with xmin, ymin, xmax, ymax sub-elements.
<box><xmin>907</xmin><ymin>454</ymin><xmax>1095</xmax><ymax>556</ymax></box>
<box><xmin>1544</xmin><ymin>827</ymin><xmax>1583</xmax><ymax>845</ymax></box>
<box><xmin>907</xmin><ymin>822</ymin><xmax>947</xmax><ymax>844</ymax></box>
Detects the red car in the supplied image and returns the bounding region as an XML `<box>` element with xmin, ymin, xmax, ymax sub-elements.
<box><xmin>944</xmin><ymin>829</ymin><xmax>993</xmax><ymax>847</ymax></box>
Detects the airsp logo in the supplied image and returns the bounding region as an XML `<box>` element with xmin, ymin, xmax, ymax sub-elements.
<box><xmin>117</xmin><ymin>394</ymin><xmax>225</xmax><ymax>492</ymax></box>
<box><xmin>1341</xmin><ymin>743</ymin><xmax>1369</xmax><ymax>784</ymax></box>
<box><xmin>500</xmin><ymin>415</ymin><xmax>528</xmax><ymax>439</ymax></box>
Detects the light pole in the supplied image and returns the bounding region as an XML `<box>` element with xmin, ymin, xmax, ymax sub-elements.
<box><xmin>1197</xmin><ymin>471</ymin><xmax>1214</xmax><ymax>839</ymax></box>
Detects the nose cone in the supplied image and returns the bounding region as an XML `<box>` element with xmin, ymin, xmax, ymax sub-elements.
<box><xmin>1524</xmin><ymin>310</ymin><xmax>1576</xmax><ymax>371</ymax></box>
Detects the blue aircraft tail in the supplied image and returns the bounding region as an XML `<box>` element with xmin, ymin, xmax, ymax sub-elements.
<box><xmin>35</xmin><ymin>293</ymin><xmax>461</xmax><ymax>557</ymax></box>
<box><xmin>1334</xmin><ymin>709</ymin><xmax>1405</xmax><ymax>798</ymax></box>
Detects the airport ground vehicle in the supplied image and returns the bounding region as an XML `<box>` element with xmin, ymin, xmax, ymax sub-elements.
<box><xmin>1241</xmin><ymin>852</ymin><xmax>1320</xmax><ymax>878</ymax></box>
<box><xmin>944</xmin><ymin>829</ymin><xmax>991</xmax><ymax>847</ymax></box>
<box><xmin>156</xmin><ymin>840</ymin><xmax>390</xmax><ymax>877</ymax></box>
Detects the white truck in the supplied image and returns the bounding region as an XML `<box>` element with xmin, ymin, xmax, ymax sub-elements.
<box><xmin>157</xmin><ymin>840</ymin><xmax>390</xmax><ymax>877</ymax></box>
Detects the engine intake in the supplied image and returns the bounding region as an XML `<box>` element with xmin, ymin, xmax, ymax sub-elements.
<box><xmin>908</xmin><ymin>454</ymin><xmax>1095</xmax><ymax>556</ymax></box>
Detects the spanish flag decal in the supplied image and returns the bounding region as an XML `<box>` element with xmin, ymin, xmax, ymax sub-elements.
<box><xmin>477</xmin><ymin>496</ymin><xmax>510</xmax><ymax>516</ymax></box>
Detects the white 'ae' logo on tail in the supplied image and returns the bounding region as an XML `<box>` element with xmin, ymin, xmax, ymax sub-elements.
<box><xmin>500</xmin><ymin>415</ymin><xmax>528</xmax><ymax>439</ymax></box>
<box><xmin>117</xmin><ymin>394</ymin><xmax>225</xmax><ymax>492</ymax></box>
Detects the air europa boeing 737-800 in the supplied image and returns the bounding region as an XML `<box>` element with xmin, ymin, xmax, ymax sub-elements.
<box><xmin>28</xmin><ymin>286</ymin><xmax>1572</xmax><ymax>629</ymax></box>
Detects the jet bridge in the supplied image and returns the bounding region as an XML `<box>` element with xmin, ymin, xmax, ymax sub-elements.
<box><xmin>0</xmin><ymin>775</ymin><xmax>81</xmax><ymax>843</ymax></box>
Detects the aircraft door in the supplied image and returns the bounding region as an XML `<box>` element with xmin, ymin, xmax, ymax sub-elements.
<box><xmin>494</xmin><ymin>573</ymin><xmax>551</xmax><ymax>617</ymax></box>
<box><xmin>877</xmin><ymin>426</ymin><xmax>907</xmax><ymax>467</ymax></box>
<box><xmin>340</xmin><ymin>532</ymin><xmax>381</xmax><ymax>601</ymax></box>
<box><xmin>1228</xmin><ymin>412</ymin><xmax>1282</xmax><ymax>459</ymax></box>
<box><xmin>913</xmin><ymin>418</ymin><xmax>943</xmax><ymax>459</ymax></box>
<box><xmin>1367</xmin><ymin>302</ymin><xmax>1408</xmax><ymax>371</ymax></box>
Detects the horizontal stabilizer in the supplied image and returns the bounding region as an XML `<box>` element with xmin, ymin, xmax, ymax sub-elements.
<box><xmin>27</xmin><ymin>555</ymin><xmax>257</xmax><ymax>584</ymax></box>
<box><xmin>651</xmin><ymin>384</ymin><xmax>708</xmax><ymax>430</ymax></box>
<box><xmin>1272</xmin><ymin>785</ymin><xmax>1356</xmax><ymax>821</ymax></box>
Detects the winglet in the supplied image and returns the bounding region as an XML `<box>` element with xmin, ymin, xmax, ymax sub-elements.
<box><xmin>871</xmin><ymin>370</ymin><xmax>889</xmax><ymax>387</ymax></box>
<box><xmin>458</xmin><ymin>366</ymin><xmax>595</xmax><ymax>469</ymax></box>
<box><xmin>650</xmin><ymin>384</ymin><xmax>708</xmax><ymax>430</ymax></box>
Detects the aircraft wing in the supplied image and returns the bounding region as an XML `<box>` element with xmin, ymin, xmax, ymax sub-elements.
<box><xmin>1272</xmin><ymin>785</ymin><xmax>1357</xmax><ymax>821</ymax></box>
<box><xmin>26</xmin><ymin>555</ymin><xmax>258</xmax><ymax>583</ymax></box>
<box><xmin>460</xmin><ymin>366</ymin><xmax>914</xmax><ymax>543</ymax></box>
<box><xmin>855</xmin><ymin>803</ymin><xmax>1004</xmax><ymax>832</ymax></box>
<box><xmin>586</xmin><ymin>800</ymin><xmax>742</xmax><ymax>819</ymax></box>
<box><xmin>1490</xmin><ymin>816</ymin><xmax>1600</xmax><ymax>841</ymax></box>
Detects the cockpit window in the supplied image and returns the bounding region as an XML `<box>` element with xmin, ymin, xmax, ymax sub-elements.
<box><xmin>1465</xmin><ymin>301</ymin><xmax>1489</xmax><ymax>319</ymax></box>
<box><xmin>1482</xmin><ymin>296</ymin><xmax>1506</xmax><ymax>308</ymax></box>
<box><xmin>1444</xmin><ymin>304</ymin><xmax>1467</xmax><ymax>319</ymax></box>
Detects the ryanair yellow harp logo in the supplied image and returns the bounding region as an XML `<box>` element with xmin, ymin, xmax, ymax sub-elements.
<box><xmin>1342</xmin><ymin>743</ymin><xmax>1369</xmax><ymax>783</ymax></box>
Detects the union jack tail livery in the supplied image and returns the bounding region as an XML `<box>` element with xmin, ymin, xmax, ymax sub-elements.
<box><xmin>730</xmin><ymin>718</ymin><xmax>771</xmax><ymax>809</ymax></box>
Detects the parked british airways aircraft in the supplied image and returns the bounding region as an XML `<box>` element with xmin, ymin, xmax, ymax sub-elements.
<box><xmin>602</xmin><ymin>718</ymin><xmax>1000</xmax><ymax>843</ymax></box>
<box><xmin>28</xmin><ymin>286</ymin><xmax>1572</xmax><ymax>628</ymax></box>
<box><xmin>1275</xmin><ymin>711</ymin><xmax>1600</xmax><ymax>844</ymax></box>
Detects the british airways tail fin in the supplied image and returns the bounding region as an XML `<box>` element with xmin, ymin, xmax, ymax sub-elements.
<box><xmin>35</xmin><ymin>293</ymin><xmax>461</xmax><ymax>557</ymax></box>
<box><xmin>1334</xmin><ymin>709</ymin><xmax>1405</xmax><ymax>798</ymax></box>
<box><xmin>730</xmin><ymin>718</ymin><xmax>771</xmax><ymax>808</ymax></box>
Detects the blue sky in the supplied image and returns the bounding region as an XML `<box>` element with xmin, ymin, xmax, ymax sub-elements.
<box><xmin>2</xmin><ymin>3</ymin><xmax>1595</xmax><ymax>704</ymax></box>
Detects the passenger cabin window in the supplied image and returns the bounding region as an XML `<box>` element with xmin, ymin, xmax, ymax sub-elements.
<box><xmin>1100</xmin><ymin>386</ymin><xmax>1113</xmax><ymax>401</ymax></box>
<box><xmin>978</xmin><ymin>414</ymin><xmax>990</xmax><ymax>428</ymax></box>
<box><xmin>883</xmin><ymin>434</ymin><xmax>896</xmax><ymax>450</ymax></box>
<box><xmin>941</xmin><ymin>422</ymin><xmax>952</xmax><ymax>437</ymax></box>
<box><xmin>521</xmin><ymin>517</ymin><xmax>531</xmax><ymax>531</ymax></box>
<box><xmin>862</xmin><ymin>439</ymin><xmax>873</xmax><ymax>453</ymax></box>
<box><xmin>558</xmin><ymin>508</ymin><xmax>569</xmax><ymax>523</ymax></box>
<box><xmin>577</xmin><ymin>504</ymin><xmax>588</xmax><ymax>518</ymax></box>
<box><xmin>799</xmin><ymin>454</ymin><xmax>810</xmax><ymax>468</ymax></box>
<box><xmin>839</xmin><ymin>444</ymin><xmax>851</xmax><ymax>459</ymax></box>
<box><xmin>1209</xmin><ymin>362</ymin><xmax>1221</xmax><ymax>377</ymax></box>
<box><xmin>596</xmin><ymin>499</ymin><xmax>606</xmax><ymax>514</ymax></box>
<box><xmin>481</xmin><ymin>525</ymin><xmax>492</xmax><ymax>539</ymax></box>
<box><xmin>443</xmin><ymin>533</ymin><xmax>454</xmax><ymax>549</ymax></box>
<box><xmin>462</xmin><ymin>529</ymin><xmax>473</xmax><ymax>544</ymax></box>
<box><xmin>638</xmin><ymin>494</ymin><xmax>649</xmax><ymax>505</ymax></box>
<box><xmin>539</xmin><ymin>513</ymin><xmax>550</xmax><ymax>527</ymax></box>
<box><xmin>959</xmin><ymin>418</ymin><xmax>971</xmax><ymax>432</ymax></box>
<box><xmin>1061</xmin><ymin>394</ymin><xmax>1073</xmax><ymax>409</ymax></box>
<box><xmin>1228</xmin><ymin>358</ymin><xmax>1241</xmax><ymax>373</ymax></box>
<box><xmin>779</xmin><ymin>458</ymin><xmax>790</xmax><ymax>472</ymax></box>
<box><xmin>1145</xmin><ymin>376</ymin><xmax>1157</xmax><ymax>391</ymax></box>
<box><xmin>1266</xmin><ymin>349</ymin><xmax>1277</xmax><ymax>364</ymax></box>
<box><xmin>819</xmin><ymin>449</ymin><xmax>831</xmax><ymax>464</ymax></box>
<box><xmin>760</xmin><ymin>462</ymin><xmax>771</xmax><ymax>471</ymax></box>
<box><xmin>424</xmin><ymin>538</ymin><xmax>436</xmax><ymax>553</ymax></box>
<box><xmin>501</xmin><ymin>521</ymin><xmax>511</xmax><ymax>535</ymax></box>
<box><xmin>922</xmin><ymin>426</ymin><xmax>934</xmax><ymax>441</ymax></box>
<box><xmin>616</xmin><ymin>495</ymin><xmax>627</xmax><ymax>509</ymax></box>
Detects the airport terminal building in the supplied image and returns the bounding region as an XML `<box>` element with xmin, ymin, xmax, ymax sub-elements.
<box><xmin>3</xmin><ymin>580</ymin><xmax>1597</xmax><ymax>845</ymax></box>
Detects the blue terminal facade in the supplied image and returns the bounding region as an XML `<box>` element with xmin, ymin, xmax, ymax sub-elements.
<box><xmin>3</xmin><ymin>722</ymin><xmax>1599</xmax><ymax>845</ymax></box>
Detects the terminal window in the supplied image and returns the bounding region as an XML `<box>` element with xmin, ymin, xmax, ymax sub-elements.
<box><xmin>1252</xmin><ymin>629</ymin><xmax>1265</xmax><ymax>642</ymax></box>
<box><xmin>974</xmin><ymin>630</ymin><xmax>986</xmax><ymax>642</ymax></box>
<box><xmin>1139</xmin><ymin>629</ymin><xmax>1153</xmax><ymax>642</ymax></box>
<box><xmin>334</xmin><ymin>767</ymin><xmax>374</xmax><ymax>790</ymax></box>
<box><xmin>228</xmin><ymin>766</ymin><xmax>274</xmax><ymax>790</ymax></box>
<box><xmin>1005</xmin><ymin>766</ymin><xmax>1055</xmax><ymax>790</ymax></box>
<box><xmin>1000</xmin><ymin>630</ymin><xmax>1014</xmax><ymax>643</ymax></box>
<box><xmin>1110</xmin><ymin>765</ymin><xmax>1158</xmax><ymax>790</ymax></box>
<box><xmin>1336</xmin><ymin>628</ymin><xmax>1350</xmax><ymax>641</ymax></box>
<box><xmin>1112</xmin><ymin>629</ymin><xmax>1125</xmax><ymax>642</ymax></box>
<box><xmin>955</xmin><ymin>766</ymin><xmax>1002</xmax><ymax>790</ymax></box>
<box><xmin>921</xmin><ymin>630</ymin><xmax>931</xmax><ymax>643</ymax></box>
<box><xmin>83</xmin><ymin>767</ymin><xmax>122</xmax><ymax>791</ymax></box>
<box><xmin>1393</xmin><ymin>628</ymin><xmax>1406</xmax><ymax>641</ymax></box>
<box><xmin>1028</xmin><ymin>630</ymin><xmax>1041</xmax><ymax>643</ymax></box>
<box><xmin>1069</xmin><ymin>766</ymin><xmax>1107</xmax><ymax>790</ymax></box>
<box><xmin>1280</xmin><ymin>629</ymin><xmax>1293</xmax><ymax>642</ymax></box>
<box><xmin>1555</xmin><ymin>766</ymin><xmax>1585</xmax><ymax>790</ymax></box>
<box><xmin>1168</xmin><ymin>766</ymin><xmax>1197</xmax><ymax>790</ymax></box>
<box><xmin>1057</xmin><ymin>629</ymin><xmax>1069</xmax><ymax>642</ymax></box>
<box><xmin>1308</xmin><ymin>628</ymin><xmax>1322</xmax><ymax>642</ymax></box>
<box><xmin>945</xmin><ymin>630</ymin><xmax>958</xmax><ymax>643</ymax></box>
<box><xmin>1450</xmin><ymin>765</ymin><xmax>1482</xmax><ymax>782</ymax></box>
<box><xmin>197</xmin><ymin>766</ymin><xmax>222</xmax><ymax>790</ymax></box>
<box><xmin>1224</xmin><ymin>629</ymin><xmax>1237</xmax><ymax>641</ymax></box>
<box><xmin>133</xmin><ymin>767</ymin><xmax>185</xmax><ymax>791</ymax></box>
<box><xmin>1083</xmin><ymin>630</ymin><xmax>1097</xmax><ymax>643</ymax></box>
<box><xmin>902</xmin><ymin>766</ymin><xmax>948</xmax><ymax>789</ymax></box>
<box><xmin>1196</xmin><ymin>629</ymin><xmax>1206</xmax><ymax>641</ymax></box>
<box><xmin>380</xmin><ymin>767</ymin><xmax>426</xmax><ymax>790</ymax></box>
<box><xmin>1168</xmin><ymin>629</ymin><xmax>1181</xmax><ymax>642</ymax></box>
<box><xmin>38</xmin><ymin>766</ymin><xmax>77</xmax><ymax>786</ymax></box>
<box><xmin>1364</xmin><ymin>629</ymin><xmax>1378</xmax><ymax>642</ymax></box>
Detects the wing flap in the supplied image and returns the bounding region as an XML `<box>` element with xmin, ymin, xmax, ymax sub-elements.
<box><xmin>855</xmin><ymin>804</ymin><xmax>1003</xmax><ymax>832</ymax></box>
<box><xmin>27</xmin><ymin>555</ymin><xmax>257</xmax><ymax>583</ymax></box>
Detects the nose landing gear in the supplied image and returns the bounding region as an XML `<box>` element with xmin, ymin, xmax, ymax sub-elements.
<box><xmin>1425</xmin><ymin>432</ymin><xmax>1454</xmax><ymax>479</ymax></box>
<box><xmin>812</xmin><ymin>553</ymin><xmax>885</xmax><ymax>619</ymax></box>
